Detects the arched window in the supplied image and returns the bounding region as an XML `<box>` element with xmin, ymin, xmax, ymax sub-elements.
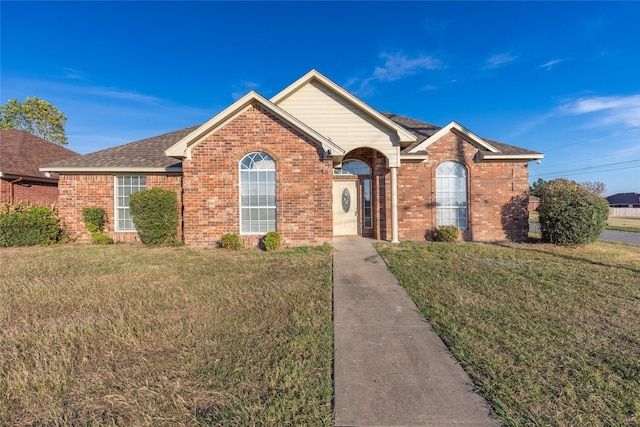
<box><xmin>436</xmin><ymin>161</ymin><xmax>468</xmax><ymax>230</ymax></box>
<box><xmin>240</xmin><ymin>152</ymin><xmax>276</xmax><ymax>234</ymax></box>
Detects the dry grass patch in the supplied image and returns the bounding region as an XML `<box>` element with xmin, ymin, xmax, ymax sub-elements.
<box><xmin>0</xmin><ymin>244</ymin><xmax>333</xmax><ymax>426</ymax></box>
<box><xmin>375</xmin><ymin>240</ymin><xmax>640</xmax><ymax>426</ymax></box>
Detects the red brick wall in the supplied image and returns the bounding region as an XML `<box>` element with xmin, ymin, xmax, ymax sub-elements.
<box><xmin>0</xmin><ymin>179</ymin><xmax>59</xmax><ymax>206</ymax></box>
<box><xmin>182</xmin><ymin>105</ymin><xmax>333</xmax><ymax>247</ymax></box>
<box><xmin>397</xmin><ymin>131</ymin><xmax>530</xmax><ymax>241</ymax></box>
<box><xmin>57</xmin><ymin>174</ymin><xmax>182</xmax><ymax>242</ymax></box>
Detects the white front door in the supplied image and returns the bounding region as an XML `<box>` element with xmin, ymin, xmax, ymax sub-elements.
<box><xmin>333</xmin><ymin>180</ymin><xmax>358</xmax><ymax>235</ymax></box>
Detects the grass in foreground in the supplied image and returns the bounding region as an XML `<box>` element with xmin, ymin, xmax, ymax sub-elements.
<box><xmin>375</xmin><ymin>240</ymin><xmax>640</xmax><ymax>426</ymax></box>
<box><xmin>0</xmin><ymin>244</ymin><xmax>334</xmax><ymax>426</ymax></box>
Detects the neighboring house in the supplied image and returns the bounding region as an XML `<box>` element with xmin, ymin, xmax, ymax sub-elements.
<box><xmin>607</xmin><ymin>193</ymin><xmax>640</xmax><ymax>208</ymax></box>
<box><xmin>528</xmin><ymin>195</ymin><xmax>540</xmax><ymax>212</ymax></box>
<box><xmin>0</xmin><ymin>130</ymin><xmax>80</xmax><ymax>205</ymax></box>
<box><xmin>42</xmin><ymin>70</ymin><xmax>543</xmax><ymax>246</ymax></box>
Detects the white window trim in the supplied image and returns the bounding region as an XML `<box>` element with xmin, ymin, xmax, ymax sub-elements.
<box><xmin>436</xmin><ymin>162</ymin><xmax>469</xmax><ymax>231</ymax></box>
<box><xmin>239</xmin><ymin>152</ymin><xmax>277</xmax><ymax>235</ymax></box>
<box><xmin>114</xmin><ymin>175</ymin><xmax>146</xmax><ymax>232</ymax></box>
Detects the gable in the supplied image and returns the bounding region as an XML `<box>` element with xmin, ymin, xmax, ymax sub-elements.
<box><xmin>272</xmin><ymin>70</ymin><xmax>416</xmax><ymax>167</ymax></box>
<box><xmin>165</xmin><ymin>91</ymin><xmax>344</xmax><ymax>162</ymax></box>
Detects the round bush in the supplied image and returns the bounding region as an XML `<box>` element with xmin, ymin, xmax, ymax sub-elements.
<box><xmin>220</xmin><ymin>233</ymin><xmax>243</xmax><ymax>250</ymax></box>
<box><xmin>538</xmin><ymin>179</ymin><xmax>609</xmax><ymax>246</ymax></box>
<box><xmin>82</xmin><ymin>207</ymin><xmax>107</xmax><ymax>233</ymax></box>
<box><xmin>433</xmin><ymin>225</ymin><xmax>459</xmax><ymax>242</ymax></box>
<box><xmin>262</xmin><ymin>231</ymin><xmax>281</xmax><ymax>251</ymax></box>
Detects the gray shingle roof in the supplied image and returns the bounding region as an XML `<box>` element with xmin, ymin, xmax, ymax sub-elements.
<box><xmin>382</xmin><ymin>112</ymin><xmax>542</xmax><ymax>157</ymax></box>
<box><xmin>44</xmin><ymin>112</ymin><xmax>542</xmax><ymax>172</ymax></box>
<box><xmin>41</xmin><ymin>125</ymin><xmax>200</xmax><ymax>171</ymax></box>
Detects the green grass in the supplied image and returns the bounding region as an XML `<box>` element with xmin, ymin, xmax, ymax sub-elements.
<box><xmin>375</xmin><ymin>240</ymin><xmax>640</xmax><ymax>426</ymax></box>
<box><xmin>0</xmin><ymin>244</ymin><xmax>334</xmax><ymax>426</ymax></box>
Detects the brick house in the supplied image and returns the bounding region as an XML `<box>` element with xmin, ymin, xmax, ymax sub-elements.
<box><xmin>42</xmin><ymin>70</ymin><xmax>543</xmax><ymax>246</ymax></box>
<box><xmin>0</xmin><ymin>130</ymin><xmax>79</xmax><ymax>205</ymax></box>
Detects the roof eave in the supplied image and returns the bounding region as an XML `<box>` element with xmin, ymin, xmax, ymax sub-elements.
<box><xmin>271</xmin><ymin>70</ymin><xmax>417</xmax><ymax>144</ymax></box>
<box><xmin>165</xmin><ymin>90</ymin><xmax>344</xmax><ymax>159</ymax></box>
<box><xmin>39</xmin><ymin>166</ymin><xmax>183</xmax><ymax>174</ymax></box>
<box><xmin>477</xmin><ymin>151</ymin><xmax>545</xmax><ymax>161</ymax></box>
<box><xmin>408</xmin><ymin>121</ymin><xmax>499</xmax><ymax>154</ymax></box>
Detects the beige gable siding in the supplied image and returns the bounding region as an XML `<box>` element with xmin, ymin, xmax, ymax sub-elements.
<box><xmin>276</xmin><ymin>81</ymin><xmax>401</xmax><ymax>166</ymax></box>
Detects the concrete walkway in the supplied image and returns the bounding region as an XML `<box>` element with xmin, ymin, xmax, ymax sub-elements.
<box><xmin>333</xmin><ymin>237</ymin><xmax>499</xmax><ymax>427</ymax></box>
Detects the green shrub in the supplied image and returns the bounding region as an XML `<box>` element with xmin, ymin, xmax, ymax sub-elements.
<box><xmin>220</xmin><ymin>233</ymin><xmax>244</xmax><ymax>250</ymax></box>
<box><xmin>91</xmin><ymin>231</ymin><xmax>113</xmax><ymax>245</ymax></box>
<box><xmin>432</xmin><ymin>225</ymin><xmax>459</xmax><ymax>242</ymax></box>
<box><xmin>261</xmin><ymin>231</ymin><xmax>281</xmax><ymax>251</ymax></box>
<box><xmin>129</xmin><ymin>189</ymin><xmax>179</xmax><ymax>246</ymax></box>
<box><xmin>538</xmin><ymin>179</ymin><xmax>609</xmax><ymax>246</ymax></box>
<box><xmin>82</xmin><ymin>207</ymin><xmax>107</xmax><ymax>233</ymax></box>
<box><xmin>0</xmin><ymin>203</ymin><xmax>64</xmax><ymax>247</ymax></box>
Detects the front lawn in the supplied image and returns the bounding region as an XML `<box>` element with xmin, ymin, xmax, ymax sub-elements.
<box><xmin>376</xmin><ymin>240</ymin><xmax>640</xmax><ymax>426</ymax></box>
<box><xmin>0</xmin><ymin>244</ymin><xmax>334</xmax><ymax>426</ymax></box>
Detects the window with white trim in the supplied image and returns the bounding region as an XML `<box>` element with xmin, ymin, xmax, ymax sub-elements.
<box><xmin>115</xmin><ymin>175</ymin><xmax>146</xmax><ymax>232</ymax></box>
<box><xmin>436</xmin><ymin>162</ymin><xmax>468</xmax><ymax>230</ymax></box>
<box><xmin>240</xmin><ymin>152</ymin><xmax>276</xmax><ymax>234</ymax></box>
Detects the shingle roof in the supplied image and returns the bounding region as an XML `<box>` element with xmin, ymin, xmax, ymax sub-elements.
<box><xmin>0</xmin><ymin>130</ymin><xmax>79</xmax><ymax>180</ymax></box>
<box><xmin>607</xmin><ymin>193</ymin><xmax>640</xmax><ymax>206</ymax></box>
<box><xmin>42</xmin><ymin>125</ymin><xmax>201</xmax><ymax>171</ymax></box>
<box><xmin>382</xmin><ymin>112</ymin><xmax>542</xmax><ymax>157</ymax></box>
<box><xmin>43</xmin><ymin>112</ymin><xmax>543</xmax><ymax>172</ymax></box>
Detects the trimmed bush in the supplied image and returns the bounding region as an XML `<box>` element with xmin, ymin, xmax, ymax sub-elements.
<box><xmin>433</xmin><ymin>225</ymin><xmax>459</xmax><ymax>242</ymax></box>
<box><xmin>91</xmin><ymin>231</ymin><xmax>113</xmax><ymax>245</ymax></box>
<box><xmin>82</xmin><ymin>207</ymin><xmax>107</xmax><ymax>233</ymax></box>
<box><xmin>129</xmin><ymin>189</ymin><xmax>179</xmax><ymax>246</ymax></box>
<box><xmin>220</xmin><ymin>233</ymin><xmax>244</xmax><ymax>250</ymax></box>
<box><xmin>0</xmin><ymin>203</ymin><xmax>64</xmax><ymax>247</ymax></box>
<box><xmin>261</xmin><ymin>231</ymin><xmax>281</xmax><ymax>251</ymax></box>
<box><xmin>538</xmin><ymin>179</ymin><xmax>609</xmax><ymax>246</ymax></box>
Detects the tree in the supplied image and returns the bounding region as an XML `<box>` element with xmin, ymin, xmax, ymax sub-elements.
<box><xmin>0</xmin><ymin>97</ymin><xmax>68</xmax><ymax>145</ymax></box>
<box><xmin>580</xmin><ymin>181</ymin><xmax>607</xmax><ymax>196</ymax></box>
<box><xmin>529</xmin><ymin>178</ymin><xmax>548</xmax><ymax>197</ymax></box>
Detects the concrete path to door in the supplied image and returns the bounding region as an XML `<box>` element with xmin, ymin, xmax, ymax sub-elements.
<box><xmin>333</xmin><ymin>237</ymin><xmax>499</xmax><ymax>427</ymax></box>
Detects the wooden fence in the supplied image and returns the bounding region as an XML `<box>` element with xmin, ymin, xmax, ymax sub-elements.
<box><xmin>610</xmin><ymin>208</ymin><xmax>640</xmax><ymax>217</ymax></box>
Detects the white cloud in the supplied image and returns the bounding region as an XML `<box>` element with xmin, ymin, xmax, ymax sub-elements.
<box><xmin>350</xmin><ymin>51</ymin><xmax>444</xmax><ymax>96</ymax></box>
<box><xmin>372</xmin><ymin>52</ymin><xmax>442</xmax><ymax>82</ymax></box>
<box><xmin>86</xmin><ymin>87</ymin><xmax>163</xmax><ymax>105</ymax></box>
<box><xmin>231</xmin><ymin>81</ymin><xmax>261</xmax><ymax>100</ymax></box>
<box><xmin>540</xmin><ymin>59</ymin><xmax>564</xmax><ymax>70</ymax></box>
<box><xmin>483</xmin><ymin>53</ymin><xmax>518</xmax><ymax>70</ymax></box>
<box><xmin>559</xmin><ymin>94</ymin><xmax>640</xmax><ymax>127</ymax></box>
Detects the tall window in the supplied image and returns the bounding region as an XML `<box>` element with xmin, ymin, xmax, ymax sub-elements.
<box><xmin>240</xmin><ymin>152</ymin><xmax>276</xmax><ymax>234</ymax></box>
<box><xmin>436</xmin><ymin>162</ymin><xmax>468</xmax><ymax>230</ymax></box>
<box><xmin>115</xmin><ymin>175</ymin><xmax>146</xmax><ymax>232</ymax></box>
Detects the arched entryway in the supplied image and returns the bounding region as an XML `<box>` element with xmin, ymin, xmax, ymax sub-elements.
<box><xmin>332</xmin><ymin>148</ymin><xmax>393</xmax><ymax>240</ymax></box>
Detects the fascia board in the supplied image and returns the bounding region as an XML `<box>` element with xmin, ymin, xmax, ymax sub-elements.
<box><xmin>166</xmin><ymin>90</ymin><xmax>344</xmax><ymax>159</ymax></box>
<box><xmin>165</xmin><ymin>91</ymin><xmax>261</xmax><ymax>158</ymax></box>
<box><xmin>408</xmin><ymin>121</ymin><xmax>499</xmax><ymax>154</ymax></box>
<box><xmin>400</xmin><ymin>153</ymin><xmax>429</xmax><ymax>162</ymax></box>
<box><xmin>477</xmin><ymin>151</ymin><xmax>545</xmax><ymax>161</ymax></box>
<box><xmin>271</xmin><ymin>70</ymin><xmax>417</xmax><ymax>143</ymax></box>
<box><xmin>39</xmin><ymin>166</ymin><xmax>183</xmax><ymax>173</ymax></box>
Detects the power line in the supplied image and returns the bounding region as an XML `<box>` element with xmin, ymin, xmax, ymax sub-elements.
<box><xmin>542</xmin><ymin>126</ymin><xmax>640</xmax><ymax>153</ymax></box>
<box><xmin>530</xmin><ymin>159</ymin><xmax>640</xmax><ymax>178</ymax></box>
<box><xmin>531</xmin><ymin>165</ymin><xmax>639</xmax><ymax>179</ymax></box>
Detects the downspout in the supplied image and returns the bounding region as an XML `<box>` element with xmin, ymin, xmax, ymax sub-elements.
<box><xmin>9</xmin><ymin>177</ymin><xmax>23</xmax><ymax>205</ymax></box>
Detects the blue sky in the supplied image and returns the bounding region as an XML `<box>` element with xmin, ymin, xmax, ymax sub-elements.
<box><xmin>2</xmin><ymin>1</ymin><xmax>638</xmax><ymax>195</ymax></box>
